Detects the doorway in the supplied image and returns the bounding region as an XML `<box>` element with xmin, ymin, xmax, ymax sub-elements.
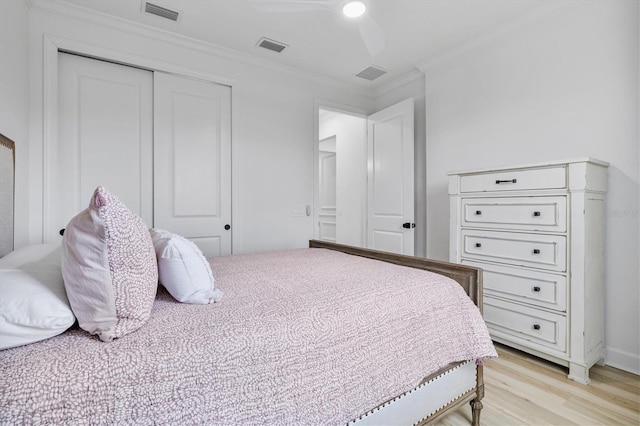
<box><xmin>317</xmin><ymin>109</ymin><xmax>367</xmax><ymax>247</ymax></box>
<box><xmin>315</xmin><ymin>98</ymin><xmax>415</xmax><ymax>255</ymax></box>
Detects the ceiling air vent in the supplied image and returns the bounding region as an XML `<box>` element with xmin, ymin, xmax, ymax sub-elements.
<box><xmin>256</xmin><ymin>37</ymin><xmax>288</xmax><ymax>53</ymax></box>
<box><xmin>144</xmin><ymin>2</ymin><xmax>180</xmax><ymax>21</ymax></box>
<box><xmin>355</xmin><ymin>65</ymin><xmax>387</xmax><ymax>81</ymax></box>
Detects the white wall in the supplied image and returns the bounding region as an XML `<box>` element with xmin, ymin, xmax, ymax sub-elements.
<box><xmin>421</xmin><ymin>0</ymin><xmax>639</xmax><ymax>374</ymax></box>
<box><xmin>319</xmin><ymin>112</ymin><xmax>367</xmax><ymax>247</ymax></box>
<box><xmin>18</xmin><ymin>2</ymin><xmax>373</xmax><ymax>255</ymax></box>
<box><xmin>0</xmin><ymin>0</ymin><xmax>30</xmax><ymax>249</ymax></box>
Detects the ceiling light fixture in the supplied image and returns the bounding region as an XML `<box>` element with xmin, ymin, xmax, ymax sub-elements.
<box><xmin>342</xmin><ymin>1</ymin><xmax>366</xmax><ymax>18</ymax></box>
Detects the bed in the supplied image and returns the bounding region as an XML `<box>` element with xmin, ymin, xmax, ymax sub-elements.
<box><xmin>0</xmin><ymin>140</ymin><xmax>496</xmax><ymax>425</ymax></box>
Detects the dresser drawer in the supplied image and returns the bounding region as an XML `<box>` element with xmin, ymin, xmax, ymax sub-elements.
<box><xmin>484</xmin><ymin>297</ymin><xmax>567</xmax><ymax>353</ymax></box>
<box><xmin>462</xmin><ymin>196</ymin><xmax>566</xmax><ymax>232</ymax></box>
<box><xmin>461</xmin><ymin>230</ymin><xmax>566</xmax><ymax>272</ymax></box>
<box><xmin>462</xmin><ymin>260</ymin><xmax>566</xmax><ymax>311</ymax></box>
<box><xmin>460</xmin><ymin>166</ymin><xmax>566</xmax><ymax>193</ymax></box>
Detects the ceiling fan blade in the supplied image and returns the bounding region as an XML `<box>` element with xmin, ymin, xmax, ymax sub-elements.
<box><xmin>249</xmin><ymin>0</ymin><xmax>386</xmax><ymax>56</ymax></box>
<box><xmin>358</xmin><ymin>15</ymin><xmax>385</xmax><ymax>57</ymax></box>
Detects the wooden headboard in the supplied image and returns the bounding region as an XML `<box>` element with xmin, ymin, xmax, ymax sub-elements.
<box><xmin>0</xmin><ymin>133</ymin><xmax>15</xmax><ymax>257</ymax></box>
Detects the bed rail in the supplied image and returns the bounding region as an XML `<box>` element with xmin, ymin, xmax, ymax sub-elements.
<box><xmin>309</xmin><ymin>240</ymin><xmax>483</xmax><ymax>312</ymax></box>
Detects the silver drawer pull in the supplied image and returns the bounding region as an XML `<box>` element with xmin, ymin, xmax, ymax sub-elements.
<box><xmin>495</xmin><ymin>178</ymin><xmax>517</xmax><ymax>184</ymax></box>
<box><xmin>533</xmin><ymin>211</ymin><xmax>541</xmax><ymax>217</ymax></box>
<box><xmin>533</xmin><ymin>286</ymin><xmax>541</xmax><ymax>292</ymax></box>
<box><xmin>533</xmin><ymin>324</ymin><xmax>541</xmax><ymax>331</ymax></box>
<box><xmin>533</xmin><ymin>249</ymin><xmax>541</xmax><ymax>254</ymax></box>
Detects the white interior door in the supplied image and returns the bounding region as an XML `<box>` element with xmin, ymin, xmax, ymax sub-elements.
<box><xmin>54</xmin><ymin>53</ymin><xmax>153</xmax><ymax>240</ymax></box>
<box><xmin>367</xmin><ymin>98</ymin><xmax>414</xmax><ymax>255</ymax></box>
<box><xmin>153</xmin><ymin>72</ymin><xmax>232</xmax><ymax>257</ymax></box>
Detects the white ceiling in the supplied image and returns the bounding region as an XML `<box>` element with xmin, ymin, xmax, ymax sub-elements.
<box><xmin>54</xmin><ymin>0</ymin><xmax>572</xmax><ymax>91</ymax></box>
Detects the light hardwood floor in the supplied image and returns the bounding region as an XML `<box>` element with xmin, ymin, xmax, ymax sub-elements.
<box><xmin>435</xmin><ymin>344</ymin><xmax>640</xmax><ymax>426</ymax></box>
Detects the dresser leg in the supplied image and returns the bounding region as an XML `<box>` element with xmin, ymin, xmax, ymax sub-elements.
<box><xmin>568</xmin><ymin>362</ymin><xmax>591</xmax><ymax>384</ymax></box>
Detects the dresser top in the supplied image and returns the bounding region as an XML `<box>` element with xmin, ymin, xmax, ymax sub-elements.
<box><xmin>447</xmin><ymin>157</ymin><xmax>609</xmax><ymax>176</ymax></box>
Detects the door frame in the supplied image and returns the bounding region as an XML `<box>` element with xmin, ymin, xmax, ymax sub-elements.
<box><xmin>40</xmin><ymin>35</ymin><xmax>237</xmax><ymax>249</ymax></box>
<box><xmin>318</xmin><ymin>135</ymin><xmax>337</xmax><ymax>242</ymax></box>
<box><xmin>313</xmin><ymin>98</ymin><xmax>368</xmax><ymax>244</ymax></box>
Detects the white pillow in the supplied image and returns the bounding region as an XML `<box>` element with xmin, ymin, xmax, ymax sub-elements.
<box><xmin>0</xmin><ymin>244</ymin><xmax>76</xmax><ymax>350</ymax></box>
<box><xmin>149</xmin><ymin>228</ymin><xmax>223</xmax><ymax>304</ymax></box>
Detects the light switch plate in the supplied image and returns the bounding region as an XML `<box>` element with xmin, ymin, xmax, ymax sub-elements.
<box><xmin>291</xmin><ymin>205</ymin><xmax>306</xmax><ymax>217</ymax></box>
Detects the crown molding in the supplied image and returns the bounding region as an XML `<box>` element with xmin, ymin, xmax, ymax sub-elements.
<box><xmin>418</xmin><ymin>0</ymin><xmax>582</xmax><ymax>73</ymax></box>
<box><xmin>372</xmin><ymin>69</ymin><xmax>424</xmax><ymax>98</ymax></box>
<box><xmin>29</xmin><ymin>0</ymin><xmax>376</xmax><ymax>99</ymax></box>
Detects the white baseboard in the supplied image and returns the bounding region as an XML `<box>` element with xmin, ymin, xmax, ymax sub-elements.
<box><xmin>605</xmin><ymin>347</ymin><xmax>640</xmax><ymax>375</ymax></box>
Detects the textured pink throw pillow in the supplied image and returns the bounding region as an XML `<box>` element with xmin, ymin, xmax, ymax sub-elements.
<box><xmin>62</xmin><ymin>186</ymin><xmax>158</xmax><ymax>341</ymax></box>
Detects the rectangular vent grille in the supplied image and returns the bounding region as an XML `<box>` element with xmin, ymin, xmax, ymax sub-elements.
<box><xmin>144</xmin><ymin>2</ymin><xmax>180</xmax><ymax>21</ymax></box>
<box><xmin>257</xmin><ymin>37</ymin><xmax>288</xmax><ymax>53</ymax></box>
<box><xmin>355</xmin><ymin>65</ymin><xmax>387</xmax><ymax>81</ymax></box>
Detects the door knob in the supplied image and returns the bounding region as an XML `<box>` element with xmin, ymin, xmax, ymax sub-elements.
<box><xmin>224</xmin><ymin>224</ymin><xmax>231</xmax><ymax>230</ymax></box>
<box><xmin>59</xmin><ymin>229</ymin><xmax>65</xmax><ymax>236</ymax></box>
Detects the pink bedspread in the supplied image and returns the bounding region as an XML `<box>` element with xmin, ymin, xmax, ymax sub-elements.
<box><xmin>0</xmin><ymin>248</ymin><xmax>496</xmax><ymax>425</ymax></box>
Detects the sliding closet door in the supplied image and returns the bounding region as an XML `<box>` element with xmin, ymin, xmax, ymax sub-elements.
<box><xmin>153</xmin><ymin>72</ymin><xmax>232</xmax><ymax>257</ymax></box>
<box><xmin>53</xmin><ymin>53</ymin><xmax>153</xmax><ymax>240</ymax></box>
<box><xmin>54</xmin><ymin>54</ymin><xmax>232</xmax><ymax>255</ymax></box>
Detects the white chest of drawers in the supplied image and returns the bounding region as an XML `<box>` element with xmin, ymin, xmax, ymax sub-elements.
<box><xmin>448</xmin><ymin>158</ymin><xmax>609</xmax><ymax>384</ymax></box>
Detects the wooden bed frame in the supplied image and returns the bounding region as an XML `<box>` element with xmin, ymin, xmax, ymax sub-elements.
<box><xmin>0</xmin><ymin>133</ymin><xmax>15</xmax><ymax>258</ymax></box>
<box><xmin>309</xmin><ymin>240</ymin><xmax>485</xmax><ymax>426</ymax></box>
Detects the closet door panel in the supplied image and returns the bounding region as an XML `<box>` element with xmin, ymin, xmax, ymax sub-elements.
<box><xmin>172</xmin><ymin>93</ymin><xmax>220</xmax><ymax>216</ymax></box>
<box><xmin>153</xmin><ymin>72</ymin><xmax>232</xmax><ymax>257</ymax></box>
<box><xmin>54</xmin><ymin>53</ymin><xmax>153</xmax><ymax>240</ymax></box>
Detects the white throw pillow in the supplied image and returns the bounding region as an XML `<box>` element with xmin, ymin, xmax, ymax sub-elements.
<box><xmin>150</xmin><ymin>228</ymin><xmax>222</xmax><ymax>304</ymax></box>
<box><xmin>0</xmin><ymin>244</ymin><xmax>76</xmax><ymax>350</ymax></box>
